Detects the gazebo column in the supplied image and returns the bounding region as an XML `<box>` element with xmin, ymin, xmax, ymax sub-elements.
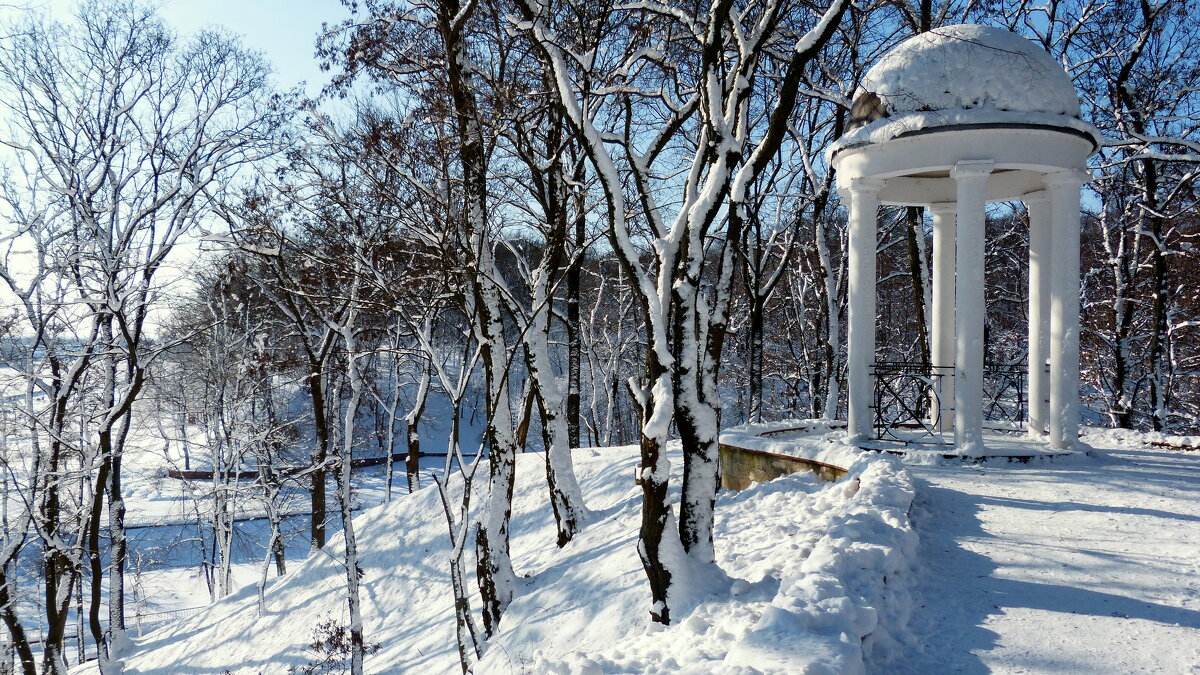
<box><xmin>1025</xmin><ymin>191</ymin><xmax>1052</xmax><ymax>436</ymax></box>
<box><xmin>929</xmin><ymin>202</ymin><xmax>957</xmax><ymax>432</ymax></box>
<box><xmin>846</xmin><ymin>177</ymin><xmax>883</xmax><ymax>444</ymax></box>
<box><xmin>1047</xmin><ymin>170</ymin><xmax>1087</xmax><ymax>449</ymax></box>
<box><xmin>951</xmin><ymin>160</ymin><xmax>993</xmax><ymax>454</ymax></box>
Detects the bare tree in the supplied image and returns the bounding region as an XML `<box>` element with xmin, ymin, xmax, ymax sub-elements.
<box><xmin>514</xmin><ymin>0</ymin><xmax>850</xmax><ymax>622</ymax></box>
<box><xmin>0</xmin><ymin>1</ymin><xmax>286</xmax><ymax>667</ymax></box>
<box><xmin>991</xmin><ymin>0</ymin><xmax>1200</xmax><ymax>431</ymax></box>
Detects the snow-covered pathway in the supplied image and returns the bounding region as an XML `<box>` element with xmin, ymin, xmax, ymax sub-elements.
<box><xmin>894</xmin><ymin>444</ymin><xmax>1200</xmax><ymax>674</ymax></box>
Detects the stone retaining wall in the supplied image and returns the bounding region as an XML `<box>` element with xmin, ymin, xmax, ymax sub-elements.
<box><xmin>719</xmin><ymin>443</ymin><xmax>848</xmax><ymax>491</ymax></box>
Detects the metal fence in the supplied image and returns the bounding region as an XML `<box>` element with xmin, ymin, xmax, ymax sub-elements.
<box><xmin>982</xmin><ymin>362</ymin><xmax>1028</xmax><ymax>425</ymax></box>
<box><xmin>0</xmin><ymin>606</ymin><xmax>206</xmax><ymax>670</ymax></box>
<box><xmin>871</xmin><ymin>361</ymin><xmax>1029</xmax><ymax>442</ymax></box>
<box><xmin>129</xmin><ymin>606</ymin><xmax>205</xmax><ymax>636</ymax></box>
<box><xmin>871</xmin><ymin>361</ymin><xmax>951</xmax><ymax>442</ymax></box>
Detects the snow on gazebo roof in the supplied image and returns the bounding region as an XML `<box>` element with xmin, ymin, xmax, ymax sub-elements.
<box><xmin>863</xmin><ymin>24</ymin><xmax>1080</xmax><ymax>117</ymax></box>
<box><xmin>831</xmin><ymin>24</ymin><xmax>1101</xmax><ymax>156</ymax></box>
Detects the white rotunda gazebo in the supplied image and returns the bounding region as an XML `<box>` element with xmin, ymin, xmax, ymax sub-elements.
<box><xmin>829</xmin><ymin>24</ymin><xmax>1099</xmax><ymax>454</ymax></box>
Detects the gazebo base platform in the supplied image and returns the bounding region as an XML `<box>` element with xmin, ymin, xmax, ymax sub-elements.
<box><xmin>753</xmin><ymin>421</ymin><xmax>1083</xmax><ymax>463</ymax></box>
<box><xmin>858</xmin><ymin>426</ymin><xmax>1084</xmax><ymax>463</ymax></box>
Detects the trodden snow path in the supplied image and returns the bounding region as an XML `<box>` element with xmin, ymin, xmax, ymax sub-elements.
<box><xmin>894</xmin><ymin>442</ymin><xmax>1200</xmax><ymax>674</ymax></box>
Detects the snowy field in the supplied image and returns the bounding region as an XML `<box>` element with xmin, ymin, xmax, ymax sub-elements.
<box><xmin>0</xmin><ymin>379</ymin><xmax>485</xmax><ymax>667</ymax></box>
<box><xmin>68</xmin><ymin>425</ymin><xmax>1200</xmax><ymax>674</ymax></box>
<box><xmin>77</xmin><ymin>437</ymin><xmax>916</xmax><ymax>674</ymax></box>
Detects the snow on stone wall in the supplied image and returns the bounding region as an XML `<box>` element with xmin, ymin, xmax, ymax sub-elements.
<box><xmin>718</xmin><ymin>422</ymin><xmax>919</xmax><ymax>673</ymax></box>
<box><xmin>719</xmin><ymin>419</ymin><xmax>864</xmax><ymax>468</ymax></box>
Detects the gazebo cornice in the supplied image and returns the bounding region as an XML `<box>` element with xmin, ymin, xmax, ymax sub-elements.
<box><xmin>831</xmin><ymin>122</ymin><xmax>1100</xmax><ymax>163</ymax></box>
<box><xmin>833</xmin><ymin>126</ymin><xmax>1093</xmax><ymax>206</ymax></box>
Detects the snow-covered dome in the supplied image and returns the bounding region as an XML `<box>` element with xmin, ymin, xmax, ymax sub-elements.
<box><xmin>860</xmin><ymin>24</ymin><xmax>1080</xmax><ymax>118</ymax></box>
<box><xmin>832</xmin><ymin>24</ymin><xmax>1098</xmax><ymax>156</ymax></box>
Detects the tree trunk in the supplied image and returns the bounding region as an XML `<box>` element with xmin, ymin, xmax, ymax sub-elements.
<box><xmin>528</xmin><ymin>354</ymin><xmax>589</xmax><ymax>546</ymax></box>
<box><xmin>42</xmin><ymin>371</ymin><xmax>76</xmax><ymax>675</ymax></box>
<box><xmin>514</xmin><ymin>381</ymin><xmax>535</xmax><ymax>450</ymax></box>
<box><xmin>633</xmin><ymin>356</ymin><xmax>676</xmax><ymax>624</ymax></box>
<box><xmin>434</xmin><ymin>0</ymin><xmax>518</xmax><ymax>634</ymax></box>
<box><xmin>815</xmin><ymin>212</ymin><xmax>843</xmax><ymax>419</ymax></box>
<box><xmin>747</xmin><ymin>292</ymin><xmax>765</xmax><ymax>423</ymax></box>
<box><xmin>1143</xmin><ymin>170</ymin><xmax>1168</xmax><ymax>431</ymax></box>
<box><xmin>1111</xmin><ymin>239</ymin><xmax>1136</xmax><ymax>428</ymax></box>
<box><xmin>906</xmin><ymin>206</ymin><xmax>932</xmax><ymax>367</ymax></box>
<box><xmin>406</xmin><ymin>356</ymin><xmax>431</xmax><ymax>493</ymax></box>
<box><xmin>473</xmin><ymin>288</ymin><xmax>518</xmax><ymax>636</ymax></box>
<box><xmin>108</xmin><ymin>448</ymin><xmax>127</xmax><ymax>633</ymax></box>
<box><xmin>337</xmin><ymin>337</ymin><xmax>367</xmax><ymax>675</ymax></box>
<box><xmin>308</xmin><ymin>370</ymin><xmax>329</xmax><ymax>550</ymax></box>
<box><xmin>86</xmin><ymin>453</ymin><xmax>110</xmax><ymax>661</ymax></box>
<box><xmin>523</xmin><ymin>267</ymin><xmax>590</xmax><ymax>546</ymax></box>
<box><xmin>0</xmin><ymin>565</ymin><xmax>35</xmax><ymax>675</ymax></box>
<box><xmin>567</xmin><ymin>203</ymin><xmax>585</xmax><ymax>449</ymax></box>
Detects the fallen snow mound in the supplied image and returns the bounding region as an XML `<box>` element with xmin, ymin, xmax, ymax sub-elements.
<box><xmin>96</xmin><ymin>434</ymin><xmax>916</xmax><ymax>674</ymax></box>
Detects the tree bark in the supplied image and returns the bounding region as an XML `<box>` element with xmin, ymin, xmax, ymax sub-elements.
<box><xmin>308</xmin><ymin>369</ymin><xmax>330</xmax><ymax>549</ymax></box>
<box><xmin>906</xmin><ymin>206</ymin><xmax>932</xmax><ymax>367</ymax></box>
<box><xmin>567</xmin><ymin>190</ymin><xmax>585</xmax><ymax>449</ymax></box>
<box><xmin>337</xmin><ymin>329</ymin><xmax>367</xmax><ymax>675</ymax></box>
<box><xmin>0</xmin><ymin>565</ymin><xmax>35</xmax><ymax>675</ymax></box>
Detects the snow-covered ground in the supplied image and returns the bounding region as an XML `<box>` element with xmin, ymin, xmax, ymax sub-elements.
<box><xmin>0</xmin><ymin>379</ymin><xmax>486</xmax><ymax>617</ymax></box>
<box><xmin>894</xmin><ymin>429</ymin><xmax>1200</xmax><ymax>674</ymax></box>
<box><xmin>78</xmin><ymin>435</ymin><xmax>916</xmax><ymax>674</ymax></box>
<box><xmin>66</xmin><ymin>422</ymin><xmax>1200</xmax><ymax>674</ymax></box>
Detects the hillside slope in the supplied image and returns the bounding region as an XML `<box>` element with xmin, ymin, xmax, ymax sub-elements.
<box><xmin>93</xmin><ymin>438</ymin><xmax>916</xmax><ymax>674</ymax></box>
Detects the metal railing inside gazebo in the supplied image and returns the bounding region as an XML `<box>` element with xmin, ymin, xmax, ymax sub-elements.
<box><xmin>870</xmin><ymin>361</ymin><xmax>1029</xmax><ymax>442</ymax></box>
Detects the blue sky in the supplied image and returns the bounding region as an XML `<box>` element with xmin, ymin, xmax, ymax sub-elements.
<box><xmin>157</xmin><ymin>0</ymin><xmax>345</xmax><ymax>97</ymax></box>
<box><xmin>0</xmin><ymin>1</ymin><xmax>357</xmax><ymax>319</ymax></box>
<box><xmin>5</xmin><ymin>0</ymin><xmax>347</xmax><ymax>97</ymax></box>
